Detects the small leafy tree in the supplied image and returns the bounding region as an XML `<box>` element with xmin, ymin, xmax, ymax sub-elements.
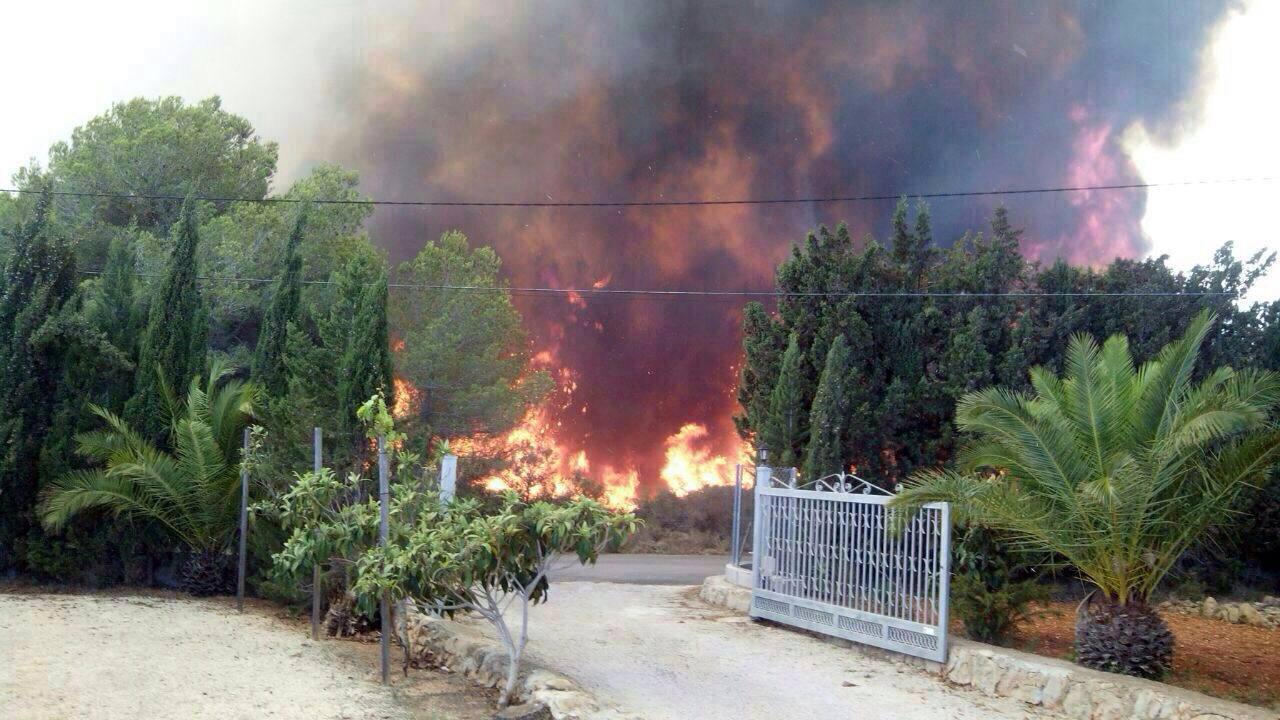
<box><xmin>892</xmin><ymin>312</ymin><xmax>1280</xmax><ymax>678</ymax></box>
<box><xmin>354</xmin><ymin>493</ymin><xmax>637</xmax><ymax>706</ymax></box>
<box><xmin>264</xmin><ymin>392</ymin><xmax>638</xmax><ymax>706</ymax></box>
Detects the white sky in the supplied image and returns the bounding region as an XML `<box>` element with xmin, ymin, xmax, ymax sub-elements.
<box><xmin>1</xmin><ymin>1</ymin><xmax>1277</xmax><ymax>301</ymax></box>
<box><xmin>1125</xmin><ymin>0</ymin><xmax>1280</xmax><ymax>303</ymax></box>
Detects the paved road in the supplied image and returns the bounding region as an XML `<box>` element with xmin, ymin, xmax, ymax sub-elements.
<box><xmin>553</xmin><ymin>553</ymin><xmax>729</xmax><ymax>585</ymax></box>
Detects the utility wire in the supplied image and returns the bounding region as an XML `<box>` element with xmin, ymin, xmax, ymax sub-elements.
<box><xmin>74</xmin><ymin>269</ymin><xmax>1238</xmax><ymax>299</ymax></box>
<box><xmin>7</xmin><ymin>175</ymin><xmax>1280</xmax><ymax>208</ymax></box>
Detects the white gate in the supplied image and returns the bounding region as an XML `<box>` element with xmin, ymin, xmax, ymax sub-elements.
<box><xmin>749</xmin><ymin>468</ymin><xmax>951</xmax><ymax>662</ymax></box>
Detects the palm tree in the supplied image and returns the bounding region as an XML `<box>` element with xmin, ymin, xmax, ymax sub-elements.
<box><xmin>40</xmin><ymin>362</ymin><xmax>255</xmax><ymax>595</ymax></box>
<box><xmin>892</xmin><ymin>312</ymin><xmax>1280</xmax><ymax>678</ymax></box>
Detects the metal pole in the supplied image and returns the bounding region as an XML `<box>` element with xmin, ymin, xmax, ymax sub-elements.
<box><xmin>731</xmin><ymin>464</ymin><xmax>743</xmax><ymax>567</ymax></box>
<box><xmin>750</xmin><ymin>463</ymin><xmax>770</xmax><ymax>597</ymax></box>
<box><xmin>236</xmin><ymin>428</ymin><xmax>249</xmax><ymax>612</ymax></box>
<box><xmin>378</xmin><ymin>435</ymin><xmax>390</xmax><ymax>685</ymax></box>
<box><xmin>311</xmin><ymin>427</ymin><xmax>322</xmax><ymax>641</ymax></box>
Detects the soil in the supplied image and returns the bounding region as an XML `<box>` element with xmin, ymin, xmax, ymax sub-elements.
<box><xmin>0</xmin><ymin>589</ymin><xmax>495</xmax><ymax>720</ymax></box>
<box><xmin>1010</xmin><ymin>601</ymin><xmax>1280</xmax><ymax>709</ymax></box>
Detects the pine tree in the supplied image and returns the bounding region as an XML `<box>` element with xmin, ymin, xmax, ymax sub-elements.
<box><xmin>252</xmin><ymin>208</ymin><xmax>306</xmax><ymax>397</ymax></box>
<box><xmin>762</xmin><ymin>334</ymin><xmax>808</xmax><ymax>468</ymax></box>
<box><xmin>805</xmin><ymin>334</ymin><xmax>850</xmax><ymax>478</ymax></box>
<box><xmin>0</xmin><ymin>191</ymin><xmax>77</xmax><ymax>560</ymax></box>
<box><xmin>126</xmin><ymin>199</ymin><xmax>208</xmax><ymax>441</ymax></box>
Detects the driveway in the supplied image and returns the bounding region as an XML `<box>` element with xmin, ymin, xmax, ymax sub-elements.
<box><xmin>460</xmin><ymin>582</ymin><xmax>1050</xmax><ymax>720</ymax></box>
<box><xmin>554</xmin><ymin>554</ymin><xmax>729</xmax><ymax>584</ymax></box>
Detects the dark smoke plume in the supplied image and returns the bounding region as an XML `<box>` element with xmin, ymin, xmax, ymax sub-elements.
<box><xmin>311</xmin><ymin>1</ymin><xmax>1232</xmax><ymax>490</ymax></box>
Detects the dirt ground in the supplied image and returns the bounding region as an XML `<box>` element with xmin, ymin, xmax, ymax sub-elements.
<box><xmin>1012</xmin><ymin>601</ymin><xmax>1280</xmax><ymax>709</ymax></box>
<box><xmin>455</xmin><ymin>581</ymin><xmax>1052</xmax><ymax>720</ymax></box>
<box><xmin>0</xmin><ymin>591</ymin><xmax>494</xmax><ymax>720</ymax></box>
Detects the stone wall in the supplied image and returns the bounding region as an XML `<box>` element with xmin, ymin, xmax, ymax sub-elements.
<box><xmin>699</xmin><ymin>576</ymin><xmax>1277</xmax><ymax>720</ymax></box>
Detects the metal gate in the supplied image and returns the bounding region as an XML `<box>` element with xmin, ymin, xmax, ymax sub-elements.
<box><xmin>749</xmin><ymin>468</ymin><xmax>951</xmax><ymax>662</ymax></box>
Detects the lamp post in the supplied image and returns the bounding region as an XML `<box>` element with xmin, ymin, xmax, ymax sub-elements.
<box><xmin>757</xmin><ymin>441</ymin><xmax>769</xmax><ymax>468</ymax></box>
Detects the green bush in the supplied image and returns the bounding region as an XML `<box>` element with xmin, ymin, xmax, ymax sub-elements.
<box><xmin>950</xmin><ymin>526</ymin><xmax>1047</xmax><ymax>645</ymax></box>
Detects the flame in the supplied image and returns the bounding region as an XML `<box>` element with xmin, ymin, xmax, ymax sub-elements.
<box><xmin>392</xmin><ymin>377</ymin><xmax>420</xmax><ymax>419</ymax></box>
<box><xmin>659</xmin><ymin>423</ymin><xmax>743</xmax><ymax>496</ymax></box>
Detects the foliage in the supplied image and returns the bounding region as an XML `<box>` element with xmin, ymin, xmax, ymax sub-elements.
<box><xmin>126</xmin><ymin>199</ymin><xmax>209</xmax><ymax>442</ymax></box>
<box><xmin>949</xmin><ymin>526</ymin><xmax>1047</xmax><ymax>644</ymax></box>
<box><xmin>39</xmin><ymin>361</ymin><xmax>255</xmax><ymax>558</ymax></box>
<box><xmin>761</xmin><ymin>334</ymin><xmax>808</xmax><ymax>468</ymax></box>
<box><xmin>42</xmin><ymin>95</ymin><xmax>277</xmax><ymax>263</ymax></box>
<box><xmin>892</xmin><ymin>313</ymin><xmax>1280</xmax><ymax>675</ymax></box>
<box><xmin>252</xmin><ymin>207</ymin><xmax>307</xmax><ymax>397</ymax></box>
<box><xmin>390</xmin><ymin>230</ymin><xmax>551</xmax><ymax>438</ymax></box>
<box><xmin>738</xmin><ymin>206</ymin><xmax>1277</xmax><ymax>491</ymax></box>
<box><xmin>0</xmin><ymin>192</ymin><xmax>78</xmax><ymax>563</ymax></box>
<box><xmin>806</xmin><ymin>334</ymin><xmax>851</xmax><ymax>477</ymax></box>
<box><xmin>354</xmin><ymin>493</ymin><xmax>638</xmax><ymax>705</ymax></box>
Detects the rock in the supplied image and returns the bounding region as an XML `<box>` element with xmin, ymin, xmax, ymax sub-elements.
<box><xmin>1224</xmin><ymin>605</ymin><xmax>1241</xmax><ymax>624</ymax></box>
<box><xmin>1201</xmin><ymin>597</ymin><xmax>1218</xmax><ymax>618</ymax></box>
<box><xmin>492</xmin><ymin>702</ymin><xmax>551</xmax><ymax>720</ymax></box>
<box><xmin>1238</xmin><ymin>603</ymin><xmax>1265</xmax><ymax>626</ymax></box>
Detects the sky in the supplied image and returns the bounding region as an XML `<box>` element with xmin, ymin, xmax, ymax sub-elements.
<box><xmin>2</xmin><ymin>1</ymin><xmax>1277</xmax><ymax>298</ymax></box>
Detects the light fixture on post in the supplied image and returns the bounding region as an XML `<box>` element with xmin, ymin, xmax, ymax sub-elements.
<box><xmin>757</xmin><ymin>441</ymin><xmax>769</xmax><ymax>467</ymax></box>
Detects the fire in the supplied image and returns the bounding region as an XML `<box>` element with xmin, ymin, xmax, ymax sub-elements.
<box><xmin>392</xmin><ymin>377</ymin><xmax>420</xmax><ymax>419</ymax></box>
<box><xmin>659</xmin><ymin>423</ymin><xmax>742</xmax><ymax>496</ymax></box>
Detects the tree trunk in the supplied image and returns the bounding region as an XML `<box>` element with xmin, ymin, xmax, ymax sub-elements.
<box><xmin>1074</xmin><ymin>593</ymin><xmax>1173</xmax><ymax>679</ymax></box>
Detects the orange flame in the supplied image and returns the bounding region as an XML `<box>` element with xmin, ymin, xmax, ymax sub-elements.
<box><xmin>659</xmin><ymin>423</ymin><xmax>743</xmax><ymax>496</ymax></box>
<box><xmin>392</xmin><ymin>377</ymin><xmax>420</xmax><ymax>419</ymax></box>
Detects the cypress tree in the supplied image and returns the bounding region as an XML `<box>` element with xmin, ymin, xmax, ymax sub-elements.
<box><xmin>336</xmin><ymin>265</ymin><xmax>392</xmax><ymax>436</ymax></box>
<box><xmin>126</xmin><ymin>198</ymin><xmax>208</xmax><ymax>440</ymax></box>
<box><xmin>761</xmin><ymin>334</ymin><xmax>808</xmax><ymax>469</ymax></box>
<box><xmin>805</xmin><ymin>334</ymin><xmax>851</xmax><ymax>478</ymax></box>
<box><xmin>0</xmin><ymin>191</ymin><xmax>77</xmax><ymax>561</ymax></box>
<box><xmin>252</xmin><ymin>208</ymin><xmax>307</xmax><ymax>397</ymax></box>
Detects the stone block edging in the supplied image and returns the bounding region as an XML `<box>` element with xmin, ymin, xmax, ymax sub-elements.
<box><xmin>699</xmin><ymin>576</ymin><xmax>1277</xmax><ymax>720</ymax></box>
<box><xmin>403</xmin><ymin>610</ymin><xmax>640</xmax><ymax>720</ymax></box>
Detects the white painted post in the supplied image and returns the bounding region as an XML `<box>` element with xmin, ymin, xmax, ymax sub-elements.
<box><xmin>378</xmin><ymin>436</ymin><xmax>390</xmax><ymax>685</ymax></box>
<box><xmin>236</xmin><ymin>428</ymin><xmax>249</xmax><ymax>612</ymax></box>
<box><xmin>439</xmin><ymin>454</ymin><xmax>457</xmax><ymax>504</ymax></box>
<box><xmin>311</xmin><ymin>427</ymin><xmax>322</xmax><ymax>641</ymax></box>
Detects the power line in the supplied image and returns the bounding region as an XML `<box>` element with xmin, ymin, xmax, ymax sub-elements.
<box><xmin>74</xmin><ymin>269</ymin><xmax>1238</xmax><ymax>299</ymax></box>
<box><xmin>7</xmin><ymin>175</ymin><xmax>1280</xmax><ymax>208</ymax></box>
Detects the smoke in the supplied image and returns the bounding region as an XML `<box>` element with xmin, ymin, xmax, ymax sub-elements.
<box><xmin>305</xmin><ymin>1</ymin><xmax>1232</xmax><ymax>491</ymax></box>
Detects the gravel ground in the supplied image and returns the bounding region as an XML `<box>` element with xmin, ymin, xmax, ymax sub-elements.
<box><xmin>0</xmin><ymin>592</ymin><xmax>486</xmax><ymax>720</ymax></box>
<box><xmin>459</xmin><ymin>582</ymin><xmax>1053</xmax><ymax>720</ymax></box>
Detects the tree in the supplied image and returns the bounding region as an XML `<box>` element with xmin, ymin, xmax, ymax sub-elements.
<box><xmin>805</xmin><ymin>334</ymin><xmax>850</xmax><ymax>478</ymax></box>
<box><xmin>0</xmin><ymin>192</ymin><xmax>77</xmax><ymax>562</ymax></box>
<box><xmin>39</xmin><ymin>361</ymin><xmax>255</xmax><ymax>595</ymax></box>
<box><xmin>390</xmin><ymin>230</ymin><xmax>551</xmax><ymax>438</ymax></box>
<box><xmin>892</xmin><ymin>312</ymin><xmax>1280</xmax><ymax>678</ymax></box>
<box><xmin>353</xmin><ymin>493</ymin><xmax>637</xmax><ymax>706</ymax></box>
<box><xmin>761</xmin><ymin>334</ymin><xmax>807</xmax><ymax>468</ymax></box>
<box><xmin>252</xmin><ymin>208</ymin><xmax>307</xmax><ymax>397</ymax></box>
<box><xmin>44</xmin><ymin>96</ymin><xmax>277</xmax><ymax>265</ymax></box>
<box><xmin>337</xmin><ymin>263</ymin><xmax>392</xmax><ymax>441</ymax></box>
<box><xmin>126</xmin><ymin>199</ymin><xmax>208</xmax><ymax>441</ymax></box>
